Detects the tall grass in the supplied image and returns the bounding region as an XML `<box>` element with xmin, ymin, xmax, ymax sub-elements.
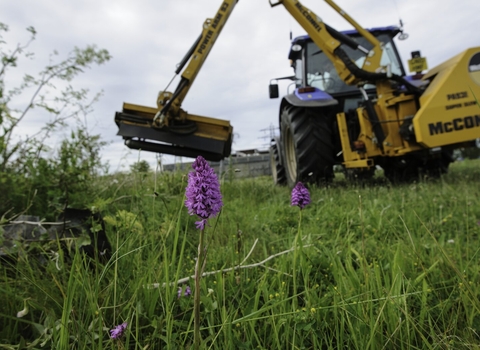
<box><xmin>1</xmin><ymin>159</ymin><xmax>480</xmax><ymax>349</ymax></box>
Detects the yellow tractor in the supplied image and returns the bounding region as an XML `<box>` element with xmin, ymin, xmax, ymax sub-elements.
<box><xmin>114</xmin><ymin>0</ymin><xmax>480</xmax><ymax>185</ymax></box>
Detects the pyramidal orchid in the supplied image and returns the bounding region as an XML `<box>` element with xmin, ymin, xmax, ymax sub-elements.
<box><xmin>185</xmin><ymin>156</ymin><xmax>223</xmax><ymax>230</ymax></box>
<box><xmin>109</xmin><ymin>322</ymin><xmax>127</xmax><ymax>339</ymax></box>
<box><xmin>291</xmin><ymin>182</ymin><xmax>311</xmax><ymax>210</ymax></box>
<box><xmin>178</xmin><ymin>285</ymin><xmax>192</xmax><ymax>298</ymax></box>
<box><xmin>185</xmin><ymin>155</ymin><xmax>223</xmax><ymax>350</ymax></box>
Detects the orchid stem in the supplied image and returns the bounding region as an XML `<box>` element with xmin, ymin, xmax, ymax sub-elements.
<box><xmin>194</xmin><ymin>227</ymin><xmax>205</xmax><ymax>350</ymax></box>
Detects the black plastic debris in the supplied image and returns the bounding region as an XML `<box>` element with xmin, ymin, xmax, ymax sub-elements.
<box><xmin>0</xmin><ymin>208</ymin><xmax>111</xmax><ymax>266</ymax></box>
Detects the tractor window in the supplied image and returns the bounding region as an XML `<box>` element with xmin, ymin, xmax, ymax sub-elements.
<box><xmin>304</xmin><ymin>33</ymin><xmax>404</xmax><ymax>94</ymax></box>
<box><xmin>305</xmin><ymin>45</ymin><xmax>349</xmax><ymax>94</ymax></box>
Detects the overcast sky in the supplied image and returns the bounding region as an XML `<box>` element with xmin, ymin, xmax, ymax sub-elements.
<box><xmin>1</xmin><ymin>0</ymin><xmax>479</xmax><ymax>172</ymax></box>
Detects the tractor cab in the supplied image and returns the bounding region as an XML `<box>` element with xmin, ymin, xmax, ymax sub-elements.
<box><xmin>287</xmin><ymin>26</ymin><xmax>406</xmax><ymax>98</ymax></box>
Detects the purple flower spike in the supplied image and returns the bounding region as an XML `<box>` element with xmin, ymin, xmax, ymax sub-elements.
<box><xmin>178</xmin><ymin>285</ymin><xmax>192</xmax><ymax>298</ymax></box>
<box><xmin>110</xmin><ymin>322</ymin><xmax>127</xmax><ymax>339</ymax></box>
<box><xmin>185</xmin><ymin>156</ymin><xmax>223</xmax><ymax>229</ymax></box>
<box><xmin>291</xmin><ymin>182</ymin><xmax>311</xmax><ymax>209</ymax></box>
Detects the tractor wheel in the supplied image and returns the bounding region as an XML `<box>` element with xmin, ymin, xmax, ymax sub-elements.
<box><xmin>280</xmin><ymin>105</ymin><xmax>335</xmax><ymax>187</ymax></box>
<box><xmin>270</xmin><ymin>143</ymin><xmax>286</xmax><ymax>185</ymax></box>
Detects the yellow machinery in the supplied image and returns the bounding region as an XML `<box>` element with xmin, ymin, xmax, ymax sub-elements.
<box><xmin>115</xmin><ymin>0</ymin><xmax>480</xmax><ymax>184</ymax></box>
<box><xmin>115</xmin><ymin>1</ymin><xmax>237</xmax><ymax>161</ymax></box>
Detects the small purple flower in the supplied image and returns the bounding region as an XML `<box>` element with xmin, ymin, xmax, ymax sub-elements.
<box><xmin>110</xmin><ymin>322</ymin><xmax>127</xmax><ymax>339</ymax></box>
<box><xmin>291</xmin><ymin>182</ymin><xmax>311</xmax><ymax>209</ymax></box>
<box><xmin>178</xmin><ymin>285</ymin><xmax>192</xmax><ymax>298</ymax></box>
<box><xmin>185</xmin><ymin>156</ymin><xmax>223</xmax><ymax>230</ymax></box>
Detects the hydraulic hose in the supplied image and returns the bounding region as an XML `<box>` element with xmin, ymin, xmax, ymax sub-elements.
<box><xmin>325</xmin><ymin>24</ymin><xmax>369</xmax><ymax>54</ymax></box>
<box><xmin>175</xmin><ymin>34</ymin><xmax>203</xmax><ymax>74</ymax></box>
<box><xmin>334</xmin><ymin>47</ymin><xmax>423</xmax><ymax>95</ymax></box>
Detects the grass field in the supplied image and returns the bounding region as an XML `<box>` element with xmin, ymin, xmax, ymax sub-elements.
<box><xmin>1</xmin><ymin>159</ymin><xmax>480</xmax><ymax>349</ymax></box>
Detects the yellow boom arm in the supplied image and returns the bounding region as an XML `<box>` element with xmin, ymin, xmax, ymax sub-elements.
<box><xmin>115</xmin><ymin>1</ymin><xmax>237</xmax><ymax>161</ymax></box>
<box><xmin>154</xmin><ymin>0</ymin><xmax>238</xmax><ymax>128</ymax></box>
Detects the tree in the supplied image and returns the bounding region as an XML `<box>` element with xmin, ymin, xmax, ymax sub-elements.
<box><xmin>130</xmin><ymin>160</ymin><xmax>151</xmax><ymax>173</ymax></box>
<box><xmin>0</xmin><ymin>22</ymin><xmax>111</xmax><ymax>218</ymax></box>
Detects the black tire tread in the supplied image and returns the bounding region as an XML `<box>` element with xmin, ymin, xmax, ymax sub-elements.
<box><xmin>270</xmin><ymin>143</ymin><xmax>287</xmax><ymax>185</ymax></box>
<box><xmin>281</xmin><ymin>105</ymin><xmax>335</xmax><ymax>186</ymax></box>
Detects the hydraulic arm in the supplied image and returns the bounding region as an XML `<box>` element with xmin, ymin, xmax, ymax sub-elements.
<box><xmin>153</xmin><ymin>0</ymin><xmax>238</xmax><ymax>129</ymax></box>
<box><xmin>115</xmin><ymin>1</ymin><xmax>237</xmax><ymax>161</ymax></box>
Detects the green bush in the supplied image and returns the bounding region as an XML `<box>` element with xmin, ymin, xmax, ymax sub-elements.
<box><xmin>0</xmin><ymin>22</ymin><xmax>110</xmax><ymax>219</ymax></box>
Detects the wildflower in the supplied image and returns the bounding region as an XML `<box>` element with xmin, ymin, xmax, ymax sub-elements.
<box><xmin>185</xmin><ymin>156</ymin><xmax>223</xmax><ymax>230</ymax></box>
<box><xmin>110</xmin><ymin>322</ymin><xmax>127</xmax><ymax>339</ymax></box>
<box><xmin>291</xmin><ymin>182</ymin><xmax>311</xmax><ymax>209</ymax></box>
<box><xmin>178</xmin><ymin>285</ymin><xmax>192</xmax><ymax>298</ymax></box>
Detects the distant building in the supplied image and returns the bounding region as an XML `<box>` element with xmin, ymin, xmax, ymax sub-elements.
<box><xmin>163</xmin><ymin>149</ymin><xmax>272</xmax><ymax>179</ymax></box>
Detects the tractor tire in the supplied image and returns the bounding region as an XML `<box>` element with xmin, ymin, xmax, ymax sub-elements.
<box><xmin>270</xmin><ymin>143</ymin><xmax>286</xmax><ymax>185</ymax></box>
<box><xmin>280</xmin><ymin>105</ymin><xmax>335</xmax><ymax>187</ymax></box>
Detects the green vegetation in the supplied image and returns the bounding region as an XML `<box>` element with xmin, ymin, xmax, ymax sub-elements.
<box><xmin>1</xmin><ymin>160</ymin><xmax>479</xmax><ymax>349</ymax></box>
<box><xmin>0</xmin><ymin>22</ymin><xmax>110</xmax><ymax>219</ymax></box>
